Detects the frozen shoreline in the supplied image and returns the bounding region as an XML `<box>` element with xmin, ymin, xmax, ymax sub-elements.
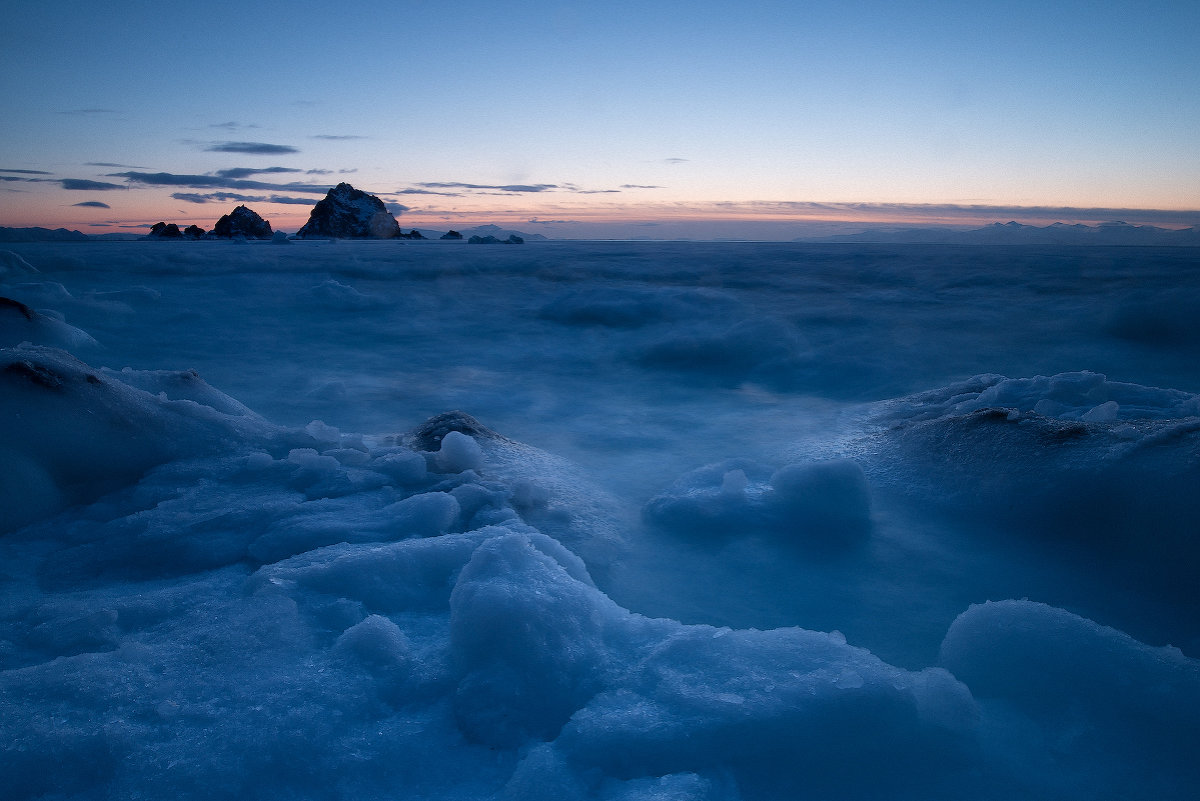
<box><xmin>3</xmin><ymin>241</ymin><xmax>1199</xmax><ymax>799</ymax></box>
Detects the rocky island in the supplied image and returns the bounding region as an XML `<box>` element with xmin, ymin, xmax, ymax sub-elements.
<box><xmin>296</xmin><ymin>183</ymin><xmax>402</xmax><ymax>239</ymax></box>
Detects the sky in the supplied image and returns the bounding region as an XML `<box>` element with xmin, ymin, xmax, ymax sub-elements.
<box><xmin>2</xmin><ymin>0</ymin><xmax>1198</xmax><ymax>238</ymax></box>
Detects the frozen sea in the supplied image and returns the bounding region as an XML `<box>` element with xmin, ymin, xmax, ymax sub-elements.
<box><xmin>2</xmin><ymin>239</ymin><xmax>1198</xmax><ymax>800</ymax></box>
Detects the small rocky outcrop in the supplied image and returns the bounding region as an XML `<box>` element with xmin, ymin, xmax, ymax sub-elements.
<box><xmin>468</xmin><ymin>234</ymin><xmax>524</xmax><ymax>244</ymax></box>
<box><xmin>211</xmin><ymin>205</ymin><xmax>272</xmax><ymax>240</ymax></box>
<box><xmin>440</xmin><ymin>230</ymin><xmax>463</xmax><ymax>240</ymax></box>
<box><xmin>182</xmin><ymin>225</ymin><xmax>206</xmax><ymax>239</ymax></box>
<box><xmin>399</xmin><ymin>229</ymin><xmax>425</xmax><ymax>240</ymax></box>
<box><xmin>296</xmin><ymin>183</ymin><xmax>401</xmax><ymax>239</ymax></box>
<box><xmin>147</xmin><ymin>222</ymin><xmax>183</xmax><ymax>239</ymax></box>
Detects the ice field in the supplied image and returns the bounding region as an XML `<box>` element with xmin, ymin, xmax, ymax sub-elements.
<box><xmin>2</xmin><ymin>239</ymin><xmax>1198</xmax><ymax>799</ymax></box>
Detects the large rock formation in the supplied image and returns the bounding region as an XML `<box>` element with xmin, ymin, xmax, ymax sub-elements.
<box><xmin>296</xmin><ymin>183</ymin><xmax>401</xmax><ymax>239</ymax></box>
<box><xmin>146</xmin><ymin>222</ymin><xmax>183</xmax><ymax>239</ymax></box>
<box><xmin>211</xmin><ymin>205</ymin><xmax>272</xmax><ymax>240</ymax></box>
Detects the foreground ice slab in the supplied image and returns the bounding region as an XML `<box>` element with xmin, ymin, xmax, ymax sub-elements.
<box><xmin>2</xmin><ymin>349</ymin><xmax>1198</xmax><ymax>800</ymax></box>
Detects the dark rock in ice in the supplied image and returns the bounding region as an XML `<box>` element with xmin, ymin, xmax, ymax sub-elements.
<box><xmin>398</xmin><ymin>229</ymin><xmax>425</xmax><ymax>240</ymax></box>
<box><xmin>296</xmin><ymin>183</ymin><xmax>401</xmax><ymax>239</ymax></box>
<box><xmin>440</xmin><ymin>230</ymin><xmax>463</xmax><ymax>240</ymax></box>
<box><xmin>403</xmin><ymin>410</ymin><xmax>506</xmax><ymax>452</ymax></box>
<box><xmin>146</xmin><ymin>222</ymin><xmax>183</xmax><ymax>239</ymax></box>
<box><xmin>0</xmin><ymin>296</ymin><xmax>35</xmax><ymax>321</ymax></box>
<box><xmin>182</xmin><ymin>224</ymin><xmax>206</xmax><ymax>239</ymax></box>
<box><xmin>211</xmin><ymin>205</ymin><xmax>273</xmax><ymax>240</ymax></box>
<box><xmin>1</xmin><ymin>297</ymin><xmax>98</xmax><ymax>350</ymax></box>
<box><xmin>3</xmin><ymin>358</ymin><xmax>69</xmax><ymax>391</ymax></box>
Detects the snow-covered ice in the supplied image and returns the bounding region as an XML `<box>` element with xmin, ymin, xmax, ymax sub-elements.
<box><xmin>1</xmin><ymin>240</ymin><xmax>1198</xmax><ymax>799</ymax></box>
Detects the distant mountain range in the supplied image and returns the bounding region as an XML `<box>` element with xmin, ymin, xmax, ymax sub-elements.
<box><xmin>0</xmin><ymin>226</ymin><xmax>90</xmax><ymax>242</ymax></box>
<box><xmin>414</xmin><ymin>224</ymin><xmax>548</xmax><ymax>242</ymax></box>
<box><xmin>805</xmin><ymin>220</ymin><xmax>1200</xmax><ymax>246</ymax></box>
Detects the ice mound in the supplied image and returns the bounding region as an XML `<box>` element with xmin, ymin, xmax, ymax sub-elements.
<box><xmin>860</xmin><ymin>370</ymin><xmax>1200</xmax><ymax>611</ymax></box>
<box><xmin>883</xmin><ymin>370</ymin><xmax>1200</xmax><ymax>423</ymax></box>
<box><xmin>939</xmin><ymin>600</ymin><xmax>1200</xmax><ymax>792</ymax></box>
<box><xmin>0</xmin><ymin>249</ymin><xmax>38</xmax><ymax>277</ymax></box>
<box><xmin>305</xmin><ymin>278</ymin><xmax>389</xmax><ymax>310</ymax></box>
<box><xmin>395</xmin><ymin>410</ymin><xmax>629</xmax><ymax>577</ymax></box>
<box><xmin>0</xmin><ymin>345</ymin><xmax>273</xmax><ymax>531</ymax></box>
<box><xmin>0</xmin><ymin>295</ymin><xmax>97</xmax><ymax>350</ymax></box>
<box><xmin>644</xmin><ymin>457</ymin><xmax>871</xmax><ymax>549</ymax></box>
<box><xmin>254</xmin><ymin>524</ymin><xmax>979</xmax><ymax>799</ymax></box>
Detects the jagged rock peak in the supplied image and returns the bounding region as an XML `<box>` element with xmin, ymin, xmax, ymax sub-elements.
<box><xmin>296</xmin><ymin>183</ymin><xmax>401</xmax><ymax>239</ymax></box>
<box><xmin>212</xmin><ymin>205</ymin><xmax>272</xmax><ymax>240</ymax></box>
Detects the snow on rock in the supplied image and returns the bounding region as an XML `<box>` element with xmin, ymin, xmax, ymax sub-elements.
<box><xmin>295</xmin><ymin>183</ymin><xmax>401</xmax><ymax>239</ymax></box>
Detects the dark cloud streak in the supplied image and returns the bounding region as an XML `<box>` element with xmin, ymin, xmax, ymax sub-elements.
<box><xmin>205</xmin><ymin>141</ymin><xmax>300</xmax><ymax>155</ymax></box>
<box><xmin>418</xmin><ymin>182</ymin><xmax>559</xmax><ymax>193</ymax></box>
<box><xmin>61</xmin><ymin>179</ymin><xmax>125</xmax><ymax>191</ymax></box>
<box><xmin>171</xmin><ymin>191</ymin><xmax>318</xmax><ymax>206</ymax></box>
<box><xmin>111</xmin><ymin>171</ymin><xmax>331</xmax><ymax>194</ymax></box>
<box><xmin>214</xmin><ymin>167</ymin><xmax>302</xmax><ymax>179</ymax></box>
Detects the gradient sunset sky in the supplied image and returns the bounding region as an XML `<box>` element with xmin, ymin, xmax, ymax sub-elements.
<box><xmin>3</xmin><ymin>0</ymin><xmax>1198</xmax><ymax>238</ymax></box>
